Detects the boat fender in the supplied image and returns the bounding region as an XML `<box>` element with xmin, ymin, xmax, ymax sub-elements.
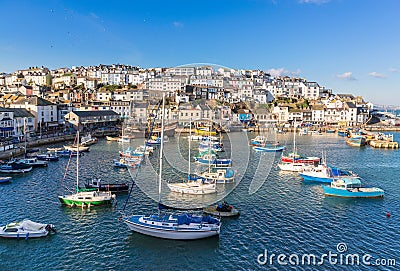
<box><xmin>25</xmin><ymin>232</ymin><xmax>29</xmax><ymax>240</ymax></box>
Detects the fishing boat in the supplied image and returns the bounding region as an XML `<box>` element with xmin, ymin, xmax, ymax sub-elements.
<box><xmin>196</xmin><ymin>168</ymin><xmax>235</xmax><ymax>184</ymax></box>
<box><xmin>346</xmin><ymin>132</ymin><xmax>366</xmax><ymax>147</ymax></box>
<box><xmin>18</xmin><ymin>158</ymin><xmax>48</xmax><ymax>168</ymax></box>
<box><xmin>85</xmin><ymin>179</ymin><xmax>129</xmax><ymax>193</ymax></box>
<box><xmin>203</xmin><ymin>201</ymin><xmax>240</xmax><ymax>217</ymax></box>
<box><xmin>323</xmin><ymin>177</ymin><xmax>384</xmax><ymax>198</ymax></box>
<box><xmin>145</xmin><ymin>136</ymin><xmax>162</xmax><ymax>146</ymax></box>
<box><xmin>250</xmin><ymin>135</ymin><xmax>266</xmax><ymax>147</ymax></box>
<box><xmin>36</xmin><ymin>153</ymin><xmax>59</xmax><ymax>161</ymax></box>
<box><xmin>81</xmin><ymin>134</ymin><xmax>98</xmax><ymax>146</ymax></box>
<box><xmin>122</xmin><ymin>93</ymin><xmax>221</xmax><ymax>240</ymax></box>
<box><xmin>0</xmin><ymin>219</ymin><xmax>56</xmax><ymax>238</ymax></box>
<box><xmin>58</xmin><ymin>130</ymin><xmax>116</xmax><ymax>208</ymax></box>
<box><xmin>0</xmin><ymin>176</ymin><xmax>12</xmax><ymax>184</ymax></box>
<box><xmin>0</xmin><ymin>161</ymin><xmax>32</xmax><ymax>173</ymax></box>
<box><xmin>167</xmin><ymin>120</ymin><xmax>217</xmax><ymax>195</ymax></box>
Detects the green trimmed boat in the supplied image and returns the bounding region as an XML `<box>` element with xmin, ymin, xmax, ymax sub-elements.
<box><xmin>58</xmin><ymin>130</ymin><xmax>116</xmax><ymax>208</ymax></box>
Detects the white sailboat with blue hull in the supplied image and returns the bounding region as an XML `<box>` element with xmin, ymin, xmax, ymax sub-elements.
<box><xmin>122</xmin><ymin>93</ymin><xmax>221</xmax><ymax>240</ymax></box>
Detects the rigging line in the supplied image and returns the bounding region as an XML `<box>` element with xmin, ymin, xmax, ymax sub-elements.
<box><xmin>121</xmin><ymin>98</ymin><xmax>163</xmax><ymax>214</ymax></box>
<box><xmin>61</xmin><ymin>133</ymin><xmax>78</xmax><ymax>188</ymax></box>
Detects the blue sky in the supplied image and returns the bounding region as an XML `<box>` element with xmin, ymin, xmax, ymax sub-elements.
<box><xmin>1</xmin><ymin>0</ymin><xmax>399</xmax><ymax>105</ymax></box>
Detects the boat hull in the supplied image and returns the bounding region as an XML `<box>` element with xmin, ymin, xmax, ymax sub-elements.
<box><xmin>123</xmin><ymin>215</ymin><xmax>220</xmax><ymax>240</ymax></box>
<box><xmin>253</xmin><ymin>146</ymin><xmax>285</xmax><ymax>152</ymax></box>
<box><xmin>299</xmin><ymin>173</ymin><xmax>332</xmax><ymax>183</ymax></box>
<box><xmin>203</xmin><ymin>207</ymin><xmax>240</xmax><ymax>217</ymax></box>
<box><xmin>58</xmin><ymin>192</ymin><xmax>115</xmax><ymax>207</ymax></box>
<box><xmin>195</xmin><ymin>158</ymin><xmax>232</xmax><ymax>167</ymax></box>
<box><xmin>167</xmin><ymin>182</ymin><xmax>216</xmax><ymax>195</ymax></box>
<box><xmin>322</xmin><ymin>186</ymin><xmax>384</xmax><ymax>198</ymax></box>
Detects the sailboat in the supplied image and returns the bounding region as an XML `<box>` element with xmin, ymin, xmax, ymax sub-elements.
<box><xmin>167</xmin><ymin>119</ymin><xmax>217</xmax><ymax>195</ymax></box>
<box><xmin>122</xmin><ymin>93</ymin><xmax>221</xmax><ymax>240</ymax></box>
<box><xmin>278</xmin><ymin>123</ymin><xmax>309</xmax><ymax>172</ymax></box>
<box><xmin>58</xmin><ymin>129</ymin><xmax>116</xmax><ymax>207</ymax></box>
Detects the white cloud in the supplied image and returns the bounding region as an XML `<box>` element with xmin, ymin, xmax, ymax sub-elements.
<box><xmin>389</xmin><ymin>68</ymin><xmax>398</xmax><ymax>73</ymax></box>
<box><xmin>368</xmin><ymin>71</ymin><xmax>387</xmax><ymax>78</ymax></box>
<box><xmin>267</xmin><ymin>67</ymin><xmax>301</xmax><ymax>77</ymax></box>
<box><xmin>298</xmin><ymin>0</ymin><xmax>330</xmax><ymax>4</ymax></box>
<box><xmin>336</xmin><ymin>72</ymin><xmax>356</xmax><ymax>81</ymax></box>
<box><xmin>173</xmin><ymin>21</ymin><xmax>184</xmax><ymax>28</ymax></box>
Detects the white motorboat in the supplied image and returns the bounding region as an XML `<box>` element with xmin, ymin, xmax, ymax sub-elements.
<box><xmin>0</xmin><ymin>219</ymin><xmax>56</xmax><ymax>238</ymax></box>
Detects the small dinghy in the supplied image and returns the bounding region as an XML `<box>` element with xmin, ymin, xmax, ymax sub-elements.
<box><xmin>0</xmin><ymin>219</ymin><xmax>56</xmax><ymax>238</ymax></box>
<box><xmin>203</xmin><ymin>201</ymin><xmax>240</xmax><ymax>217</ymax></box>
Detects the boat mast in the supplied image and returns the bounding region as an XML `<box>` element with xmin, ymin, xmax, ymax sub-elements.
<box><xmin>24</xmin><ymin>117</ymin><xmax>27</xmax><ymax>158</ymax></box>
<box><xmin>188</xmin><ymin>118</ymin><xmax>191</xmax><ymax>180</ymax></box>
<box><xmin>76</xmin><ymin>126</ymin><xmax>80</xmax><ymax>193</ymax></box>
<box><xmin>158</xmin><ymin>93</ymin><xmax>166</xmax><ymax>212</ymax></box>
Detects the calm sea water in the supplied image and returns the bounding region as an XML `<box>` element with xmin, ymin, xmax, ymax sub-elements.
<box><xmin>0</xmin><ymin>132</ymin><xmax>399</xmax><ymax>271</ymax></box>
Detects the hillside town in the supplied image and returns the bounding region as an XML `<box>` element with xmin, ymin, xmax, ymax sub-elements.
<box><xmin>0</xmin><ymin>64</ymin><xmax>386</xmax><ymax>145</ymax></box>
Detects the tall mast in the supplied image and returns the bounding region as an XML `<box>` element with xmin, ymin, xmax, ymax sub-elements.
<box><xmin>76</xmin><ymin>127</ymin><xmax>80</xmax><ymax>193</ymax></box>
<box><xmin>188</xmin><ymin>118</ymin><xmax>191</xmax><ymax>180</ymax></box>
<box><xmin>24</xmin><ymin>118</ymin><xmax>27</xmax><ymax>158</ymax></box>
<box><xmin>158</xmin><ymin>93</ymin><xmax>166</xmax><ymax>206</ymax></box>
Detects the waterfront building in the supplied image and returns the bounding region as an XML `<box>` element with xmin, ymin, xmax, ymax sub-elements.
<box><xmin>64</xmin><ymin>110</ymin><xmax>119</xmax><ymax>130</ymax></box>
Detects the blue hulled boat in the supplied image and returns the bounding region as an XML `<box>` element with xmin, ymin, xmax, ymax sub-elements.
<box><xmin>323</xmin><ymin>177</ymin><xmax>384</xmax><ymax>198</ymax></box>
<box><xmin>253</xmin><ymin>144</ymin><xmax>285</xmax><ymax>152</ymax></box>
<box><xmin>194</xmin><ymin>152</ymin><xmax>232</xmax><ymax>167</ymax></box>
<box><xmin>299</xmin><ymin>164</ymin><xmax>357</xmax><ymax>183</ymax></box>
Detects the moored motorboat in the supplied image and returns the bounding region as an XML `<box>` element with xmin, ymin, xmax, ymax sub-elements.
<box><xmin>167</xmin><ymin>179</ymin><xmax>217</xmax><ymax>195</ymax></box>
<box><xmin>323</xmin><ymin>177</ymin><xmax>384</xmax><ymax>198</ymax></box>
<box><xmin>253</xmin><ymin>144</ymin><xmax>285</xmax><ymax>152</ymax></box>
<box><xmin>299</xmin><ymin>164</ymin><xmax>357</xmax><ymax>183</ymax></box>
<box><xmin>194</xmin><ymin>152</ymin><xmax>232</xmax><ymax>167</ymax></box>
<box><xmin>203</xmin><ymin>202</ymin><xmax>240</xmax><ymax>217</ymax></box>
<box><xmin>0</xmin><ymin>176</ymin><xmax>12</xmax><ymax>184</ymax></box>
<box><xmin>36</xmin><ymin>153</ymin><xmax>59</xmax><ymax>161</ymax></box>
<box><xmin>106</xmin><ymin>136</ymin><xmax>120</xmax><ymax>141</ymax></box>
<box><xmin>81</xmin><ymin>134</ymin><xmax>98</xmax><ymax>146</ymax></box>
<box><xmin>0</xmin><ymin>219</ymin><xmax>56</xmax><ymax>238</ymax></box>
<box><xmin>196</xmin><ymin>168</ymin><xmax>235</xmax><ymax>184</ymax></box>
<box><xmin>85</xmin><ymin>179</ymin><xmax>129</xmax><ymax>193</ymax></box>
<box><xmin>64</xmin><ymin>145</ymin><xmax>90</xmax><ymax>152</ymax></box>
<box><xmin>18</xmin><ymin>158</ymin><xmax>48</xmax><ymax>168</ymax></box>
<box><xmin>0</xmin><ymin>161</ymin><xmax>32</xmax><ymax>173</ymax></box>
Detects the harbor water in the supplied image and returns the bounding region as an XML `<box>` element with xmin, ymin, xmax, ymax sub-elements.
<box><xmin>0</xmin><ymin>132</ymin><xmax>398</xmax><ymax>270</ymax></box>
